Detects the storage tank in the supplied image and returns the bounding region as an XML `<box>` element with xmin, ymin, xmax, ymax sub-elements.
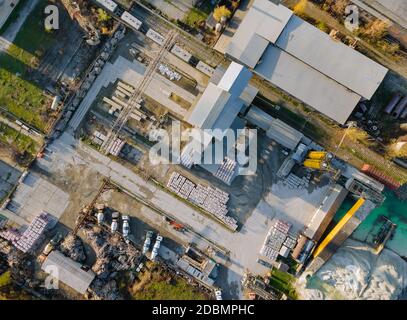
<box><xmin>394</xmin><ymin>96</ymin><xmax>407</xmax><ymax>119</ymax></box>
<box><xmin>384</xmin><ymin>93</ymin><xmax>402</xmax><ymax>114</ymax></box>
<box><xmin>303</xmin><ymin>159</ymin><xmax>327</xmax><ymax>170</ymax></box>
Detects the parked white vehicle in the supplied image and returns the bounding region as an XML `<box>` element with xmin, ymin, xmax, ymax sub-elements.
<box><xmin>142</xmin><ymin>231</ymin><xmax>153</xmax><ymax>255</ymax></box>
<box><xmin>111</xmin><ymin>211</ymin><xmax>120</xmax><ymax>233</ymax></box>
<box><xmin>150</xmin><ymin>234</ymin><xmax>163</xmax><ymax>261</ymax></box>
<box><xmin>215</xmin><ymin>290</ymin><xmax>223</xmax><ymax>300</ymax></box>
<box><xmin>122</xmin><ymin>215</ymin><xmax>130</xmax><ymax>237</ymax></box>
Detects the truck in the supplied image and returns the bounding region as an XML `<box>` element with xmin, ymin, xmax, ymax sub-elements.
<box><xmin>142</xmin><ymin>231</ymin><xmax>153</xmax><ymax>255</ymax></box>
<box><xmin>150</xmin><ymin>235</ymin><xmax>163</xmax><ymax>261</ymax></box>
<box><xmin>111</xmin><ymin>211</ymin><xmax>120</xmax><ymax>233</ymax></box>
<box><xmin>122</xmin><ymin>215</ymin><xmax>130</xmax><ymax>238</ymax></box>
<box><xmin>95</xmin><ymin>203</ymin><xmax>105</xmax><ymax>225</ymax></box>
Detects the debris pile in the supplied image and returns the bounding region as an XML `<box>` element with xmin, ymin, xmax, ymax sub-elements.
<box><xmin>167</xmin><ymin>172</ymin><xmax>238</xmax><ymax>230</ymax></box>
<box><xmin>89</xmin><ymin>278</ymin><xmax>123</xmax><ymax>300</ymax></box>
<box><xmin>83</xmin><ymin>226</ymin><xmax>140</xmax><ymax>300</ymax></box>
<box><xmin>60</xmin><ymin>234</ymin><xmax>87</xmax><ymax>263</ymax></box>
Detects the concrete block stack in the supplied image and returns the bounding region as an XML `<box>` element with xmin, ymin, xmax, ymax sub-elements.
<box><xmin>260</xmin><ymin>219</ymin><xmax>292</xmax><ymax>263</ymax></box>
<box><xmin>106</xmin><ymin>138</ymin><xmax>126</xmax><ymax>157</ymax></box>
<box><xmin>12</xmin><ymin>213</ymin><xmax>52</xmax><ymax>253</ymax></box>
<box><xmin>167</xmin><ymin>172</ymin><xmax>237</xmax><ymax>230</ymax></box>
<box><xmin>0</xmin><ymin>228</ymin><xmax>20</xmax><ymax>242</ymax></box>
<box><xmin>214</xmin><ymin>157</ymin><xmax>237</xmax><ymax>185</ymax></box>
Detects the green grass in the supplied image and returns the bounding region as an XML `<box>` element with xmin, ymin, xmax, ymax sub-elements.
<box><xmin>0</xmin><ymin>0</ymin><xmax>55</xmax><ymax>132</ymax></box>
<box><xmin>183</xmin><ymin>7</ymin><xmax>208</xmax><ymax>27</ymax></box>
<box><xmin>0</xmin><ymin>122</ymin><xmax>38</xmax><ymax>155</ymax></box>
<box><xmin>268</xmin><ymin>268</ymin><xmax>298</xmax><ymax>300</ymax></box>
<box><xmin>0</xmin><ymin>271</ymin><xmax>11</xmax><ymax>288</ymax></box>
<box><xmin>132</xmin><ymin>278</ymin><xmax>207</xmax><ymax>300</ymax></box>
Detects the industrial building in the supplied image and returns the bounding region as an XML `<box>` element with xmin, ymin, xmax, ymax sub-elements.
<box><xmin>225</xmin><ymin>0</ymin><xmax>388</xmax><ymax>124</ymax></box>
<box><xmin>245</xmin><ymin>106</ymin><xmax>304</xmax><ymax>150</ymax></box>
<box><xmin>180</xmin><ymin>62</ymin><xmax>257</xmax><ymax>185</ymax></box>
<box><xmin>41</xmin><ymin>251</ymin><xmax>96</xmax><ymax>295</ymax></box>
<box><xmin>176</xmin><ymin>246</ymin><xmax>217</xmax><ymax>288</ymax></box>
<box><xmin>303</xmin><ymin>184</ymin><xmax>348</xmax><ymax>242</ymax></box>
<box><xmin>305</xmin><ymin>198</ymin><xmax>377</xmax><ymax>274</ymax></box>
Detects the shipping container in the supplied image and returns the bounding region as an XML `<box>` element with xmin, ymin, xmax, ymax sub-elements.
<box><xmin>361</xmin><ymin>164</ymin><xmax>401</xmax><ymax>190</ymax></box>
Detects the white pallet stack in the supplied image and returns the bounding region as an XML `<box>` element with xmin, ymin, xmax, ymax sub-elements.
<box><xmin>166</xmin><ymin>172</ymin><xmax>238</xmax><ymax>230</ymax></box>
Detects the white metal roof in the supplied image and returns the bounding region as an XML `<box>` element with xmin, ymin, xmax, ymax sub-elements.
<box><xmin>255</xmin><ymin>46</ymin><xmax>362</xmax><ymax>125</ymax></box>
<box><xmin>188</xmin><ymin>84</ymin><xmax>231</xmax><ymax>130</ymax></box>
<box><xmin>276</xmin><ymin>15</ymin><xmax>388</xmax><ymax>99</ymax></box>
<box><xmin>225</xmin><ymin>1</ymin><xmax>292</xmax><ymax>68</ymax></box>
<box><xmin>42</xmin><ymin>251</ymin><xmax>95</xmax><ymax>294</ymax></box>
<box><xmin>226</xmin><ymin>0</ymin><xmax>388</xmax><ymax>124</ymax></box>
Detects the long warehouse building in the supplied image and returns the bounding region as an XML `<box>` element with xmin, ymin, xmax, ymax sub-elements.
<box><xmin>225</xmin><ymin>0</ymin><xmax>388</xmax><ymax>124</ymax></box>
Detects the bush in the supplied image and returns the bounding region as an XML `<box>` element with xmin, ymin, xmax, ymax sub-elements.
<box><xmin>213</xmin><ymin>5</ymin><xmax>232</xmax><ymax>22</ymax></box>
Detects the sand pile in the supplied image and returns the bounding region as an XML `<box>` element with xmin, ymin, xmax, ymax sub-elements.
<box><xmin>298</xmin><ymin>239</ymin><xmax>407</xmax><ymax>300</ymax></box>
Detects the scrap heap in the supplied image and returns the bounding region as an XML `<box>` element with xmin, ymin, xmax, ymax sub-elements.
<box><xmin>60</xmin><ymin>234</ymin><xmax>87</xmax><ymax>263</ymax></box>
<box><xmin>167</xmin><ymin>172</ymin><xmax>238</xmax><ymax>230</ymax></box>
<box><xmin>84</xmin><ymin>226</ymin><xmax>139</xmax><ymax>300</ymax></box>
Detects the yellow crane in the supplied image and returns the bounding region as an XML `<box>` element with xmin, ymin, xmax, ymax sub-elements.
<box><xmin>312</xmin><ymin>197</ymin><xmax>365</xmax><ymax>258</ymax></box>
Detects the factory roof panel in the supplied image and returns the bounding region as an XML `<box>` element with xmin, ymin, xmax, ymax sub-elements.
<box><xmin>188</xmin><ymin>84</ymin><xmax>231</xmax><ymax>130</ymax></box>
<box><xmin>255</xmin><ymin>46</ymin><xmax>362</xmax><ymax>125</ymax></box>
<box><xmin>42</xmin><ymin>251</ymin><xmax>95</xmax><ymax>294</ymax></box>
<box><xmin>266</xmin><ymin>118</ymin><xmax>304</xmax><ymax>150</ymax></box>
<box><xmin>276</xmin><ymin>15</ymin><xmax>388</xmax><ymax>99</ymax></box>
<box><xmin>225</xmin><ymin>0</ymin><xmax>388</xmax><ymax>124</ymax></box>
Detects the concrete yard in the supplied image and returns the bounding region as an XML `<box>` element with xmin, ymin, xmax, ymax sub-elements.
<box><xmin>2</xmin><ymin>172</ymin><xmax>69</xmax><ymax>226</ymax></box>
<box><xmin>69</xmin><ymin>55</ymin><xmax>197</xmax><ymax>132</ymax></box>
<box><xmin>31</xmin><ymin>131</ymin><xmax>334</xmax><ymax>298</ymax></box>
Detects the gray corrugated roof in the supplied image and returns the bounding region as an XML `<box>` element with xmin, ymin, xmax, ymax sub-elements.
<box><xmin>42</xmin><ymin>251</ymin><xmax>95</xmax><ymax>294</ymax></box>
<box><xmin>225</xmin><ymin>0</ymin><xmax>388</xmax><ymax>124</ymax></box>
<box><xmin>255</xmin><ymin>45</ymin><xmax>362</xmax><ymax>125</ymax></box>
<box><xmin>266</xmin><ymin>118</ymin><xmax>303</xmax><ymax>150</ymax></box>
<box><xmin>276</xmin><ymin>15</ymin><xmax>388</xmax><ymax>99</ymax></box>
<box><xmin>225</xmin><ymin>2</ymin><xmax>292</xmax><ymax>68</ymax></box>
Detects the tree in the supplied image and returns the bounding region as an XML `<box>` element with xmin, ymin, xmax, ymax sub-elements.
<box><xmin>97</xmin><ymin>8</ymin><xmax>111</xmax><ymax>23</ymax></box>
<box><xmin>293</xmin><ymin>0</ymin><xmax>308</xmax><ymax>16</ymax></box>
<box><xmin>362</xmin><ymin>19</ymin><xmax>389</xmax><ymax>41</ymax></box>
<box><xmin>331</xmin><ymin>0</ymin><xmax>350</xmax><ymax>17</ymax></box>
<box><xmin>213</xmin><ymin>6</ymin><xmax>232</xmax><ymax>22</ymax></box>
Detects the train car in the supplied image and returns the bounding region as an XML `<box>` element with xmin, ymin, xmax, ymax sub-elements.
<box><xmin>171</xmin><ymin>44</ymin><xmax>192</xmax><ymax>63</ymax></box>
<box><xmin>96</xmin><ymin>0</ymin><xmax>118</xmax><ymax>13</ymax></box>
<box><xmin>146</xmin><ymin>28</ymin><xmax>165</xmax><ymax>46</ymax></box>
<box><xmin>196</xmin><ymin>60</ymin><xmax>215</xmax><ymax>76</ymax></box>
<box><xmin>121</xmin><ymin>11</ymin><xmax>142</xmax><ymax>31</ymax></box>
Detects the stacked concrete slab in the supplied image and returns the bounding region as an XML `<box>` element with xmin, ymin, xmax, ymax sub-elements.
<box><xmin>167</xmin><ymin>172</ymin><xmax>237</xmax><ymax>230</ymax></box>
